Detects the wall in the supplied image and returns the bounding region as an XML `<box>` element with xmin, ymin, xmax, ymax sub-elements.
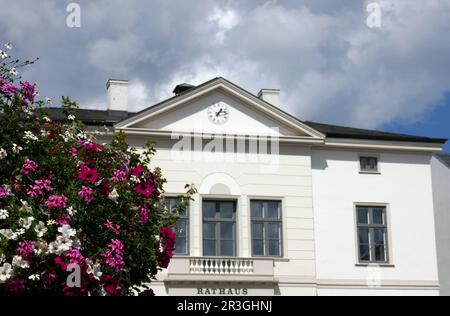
<box><xmin>312</xmin><ymin>148</ymin><xmax>439</xmax><ymax>295</ymax></box>
<box><xmin>124</xmin><ymin>135</ymin><xmax>317</xmax><ymax>296</ymax></box>
<box><xmin>431</xmin><ymin>156</ymin><xmax>450</xmax><ymax>296</ymax></box>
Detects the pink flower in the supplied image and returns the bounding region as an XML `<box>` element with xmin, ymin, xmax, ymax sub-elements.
<box><xmin>20</xmin><ymin>159</ymin><xmax>39</xmax><ymax>176</ymax></box>
<box><xmin>139</xmin><ymin>207</ymin><xmax>149</xmax><ymax>225</ymax></box>
<box><xmin>1</xmin><ymin>83</ymin><xmax>17</xmax><ymax>95</ymax></box>
<box><xmin>0</xmin><ymin>185</ymin><xmax>12</xmax><ymax>199</ymax></box>
<box><xmin>102</xmin><ymin>275</ymin><xmax>122</xmax><ymax>296</ymax></box>
<box><xmin>102</xmin><ymin>239</ymin><xmax>125</xmax><ymax>272</ymax></box>
<box><xmin>78</xmin><ymin>186</ymin><xmax>94</xmax><ymax>203</ymax></box>
<box><xmin>70</xmin><ymin>148</ymin><xmax>78</xmax><ymax>157</ymax></box>
<box><xmin>45</xmin><ymin>195</ymin><xmax>68</xmax><ymax>209</ymax></box>
<box><xmin>20</xmin><ymin>81</ymin><xmax>37</xmax><ymax>102</ymax></box>
<box><xmin>16</xmin><ymin>241</ymin><xmax>34</xmax><ymax>262</ymax></box>
<box><xmin>111</xmin><ymin>169</ymin><xmax>127</xmax><ymax>182</ymax></box>
<box><xmin>134</xmin><ymin>182</ymin><xmax>154</xmax><ymax>198</ymax></box>
<box><xmin>104</xmin><ymin>220</ymin><xmax>120</xmax><ymax>235</ymax></box>
<box><xmin>130</xmin><ymin>165</ymin><xmax>145</xmax><ymax>178</ymax></box>
<box><xmin>159</xmin><ymin>227</ymin><xmax>176</xmax><ymax>268</ymax></box>
<box><xmin>27</xmin><ymin>179</ymin><xmax>53</xmax><ymax>197</ymax></box>
<box><xmin>78</xmin><ymin>165</ymin><xmax>99</xmax><ymax>183</ymax></box>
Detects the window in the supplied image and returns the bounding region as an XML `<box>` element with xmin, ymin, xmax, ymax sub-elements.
<box><xmin>356</xmin><ymin>206</ymin><xmax>388</xmax><ymax>263</ymax></box>
<box><xmin>360</xmin><ymin>156</ymin><xmax>379</xmax><ymax>173</ymax></box>
<box><xmin>251</xmin><ymin>200</ymin><xmax>283</xmax><ymax>257</ymax></box>
<box><xmin>164</xmin><ymin>197</ymin><xmax>189</xmax><ymax>256</ymax></box>
<box><xmin>203</xmin><ymin>200</ymin><xmax>236</xmax><ymax>257</ymax></box>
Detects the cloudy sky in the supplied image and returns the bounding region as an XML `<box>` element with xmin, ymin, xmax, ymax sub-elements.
<box><xmin>1</xmin><ymin>0</ymin><xmax>450</xmax><ymax>150</ymax></box>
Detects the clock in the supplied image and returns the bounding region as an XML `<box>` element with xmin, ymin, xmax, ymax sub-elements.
<box><xmin>207</xmin><ymin>102</ymin><xmax>230</xmax><ymax>125</ymax></box>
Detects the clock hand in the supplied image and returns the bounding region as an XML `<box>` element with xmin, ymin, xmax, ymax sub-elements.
<box><xmin>216</xmin><ymin>109</ymin><xmax>223</xmax><ymax>117</ymax></box>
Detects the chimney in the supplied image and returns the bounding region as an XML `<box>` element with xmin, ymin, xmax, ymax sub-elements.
<box><xmin>257</xmin><ymin>89</ymin><xmax>280</xmax><ymax>108</ymax></box>
<box><xmin>107</xmin><ymin>79</ymin><xmax>129</xmax><ymax>112</ymax></box>
<box><xmin>173</xmin><ymin>83</ymin><xmax>195</xmax><ymax>95</ymax></box>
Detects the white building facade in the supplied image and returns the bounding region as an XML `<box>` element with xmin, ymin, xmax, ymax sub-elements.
<box><xmin>50</xmin><ymin>77</ymin><xmax>447</xmax><ymax>296</ymax></box>
<box><xmin>432</xmin><ymin>154</ymin><xmax>450</xmax><ymax>296</ymax></box>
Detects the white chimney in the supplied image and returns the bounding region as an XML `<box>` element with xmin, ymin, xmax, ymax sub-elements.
<box><xmin>257</xmin><ymin>89</ymin><xmax>280</xmax><ymax>108</ymax></box>
<box><xmin>107</xmin><ymin>79</ymin><xmax>129</xmax><ymax>112</ymax></box>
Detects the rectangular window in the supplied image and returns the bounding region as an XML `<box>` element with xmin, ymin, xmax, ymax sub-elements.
<box><xmin>202</xmin><ymin>200</ymin><xmax>236</xmax><ymax>257</ymax></box>
<box><xmin>360</xmin><ymin>156</ymin><xmax>379</xmax><ymax>173</ymax></box>
<box><xmin>164</xmin><ymin>197</ymin><xmax>189</xmax><ymax>256</ymax></box>
<box><xmin>251</xmin><ymin>200</ymin><xmax>283</xmax><ymax>257</ymax></box>
<box><xmin>356</xmin><ymin>206</ymin><xmax>388</xmax><ymax>263</ymax></box>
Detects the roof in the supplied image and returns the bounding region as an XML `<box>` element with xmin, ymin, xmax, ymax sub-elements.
<box><xmin>303</xmin><ymin>121</ymin><xmax>447</xmax><ymax>144</ymax></box>
<box><xmin>436</xmin><ymin>153</ymin><xmax>450</xmax><ymax>167</ymax></box>
<box><xmin>44</xmin><ymin>77</ymin><xmax>447</xmax><ymax>145</ymax></box>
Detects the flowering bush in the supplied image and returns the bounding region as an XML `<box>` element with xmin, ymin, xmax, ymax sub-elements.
<box><xmin>0</xmin><ymin>43</ymin><xmax>195</xmax><ymax>296</ymax></box>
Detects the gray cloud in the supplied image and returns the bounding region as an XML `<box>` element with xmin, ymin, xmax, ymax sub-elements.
<box><xmin>0</xmin><ymin>0</ymin><xmax>449</xmax><ymax>129</ymax></box>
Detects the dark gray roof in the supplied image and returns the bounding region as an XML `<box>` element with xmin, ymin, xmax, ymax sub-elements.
<box><xmin>45</xmin><ymin>77</ymin><xmax>447</xmax><ymax>145</ymax></box>
<box><xmin>436</xmin><ymin>153</ymin><xmax>450</xmax><ymax>167</ymax></box>
<box><xmin>173</xmin><ymin>83</ymin><xmax>195</xmax><ymax>95</ymax></box>
<box><xmin>303</xmin><ymin>121</ymin><xmax>447</xmax><ymax>144</ymax></box>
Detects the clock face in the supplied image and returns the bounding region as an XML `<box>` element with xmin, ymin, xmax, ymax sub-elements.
<box><xmin>207</xmin><ymin>102</ymin><xmax>230</xmax><ymax>125</ymax></box>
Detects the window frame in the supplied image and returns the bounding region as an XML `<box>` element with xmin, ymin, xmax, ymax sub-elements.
<box><xmin>202</xmin><ymin>200</ymin><xmax>237</xmax><ymax>257</ymax></box>
<box><xmin>355</xmin><ymin>205</ymin><xmax>390</xmax><ymax>264</ymax></box>
<box><xmin>250</xmin><ymin>200</ymin><xmax>283</xmax><ymax>258</ymax></box>
<box><xmin>164</xmin><ymin>196</ymin><xmax>190</xmax><ymax>256</ymax></box>
<box><xmin>359</xmin><ymin>155</ymin><xmax>380</xmax><ymax>174</ymax></box>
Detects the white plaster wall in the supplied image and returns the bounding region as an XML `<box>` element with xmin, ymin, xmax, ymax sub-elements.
<box><xmin>431</xmin><ymin>156</ymin><xmax>450</xmax><ymax>296</ymax></box>
<box><xmin>123</xmin><ymin>135</ymin><xmax>317</xmax><ymax>295</ymax></box>
<box><xmin>312</xmin><ymin>149</ymin><xmax>439</xmax><ymax>295</ymax></box>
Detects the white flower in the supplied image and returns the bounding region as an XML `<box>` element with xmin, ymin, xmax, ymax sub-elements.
<box><xmin>0</xmin><ymin>263</ymin><xmax>13</xmax><ymax>283</ymax></box>
<box><xmin>43</xmin><ymin>116</ymin><xmax>52</xmax><ymax>122</ymax></box>
<box><xmin>86</xmin><ymin>259</ymin><xmax>103</xmax><ymax>281</ymax></box>
<box><xmin>0</xmin><ymin>209</ymin><xmax>8</xmax><ymax>220</ymax></box>
<box><xmin>24</xmin><ymin>108</ymin><xmax>34</xmax><ymax>117</ymax></box>
<box><xmin>19</xmin><ymin>216</ymin><xmax>34</xmax><ymax>230</ymax></box>
<box><xmin>34</xmin><ymin>241</ymin><xmax>46</xmax><ymax>255</ymax></box>
<box><xmin>0</xmin><ymin>229</ymin><xmax>17</xmax><ymax>240</ymax></box>
<box><xmin>24</xmin><ymin>131</ymin><xmax>38</xmax><ymax>143</ymax></box>
<box><xmin>46</xmin><ymin>219</ymin><xmax>56</xmax><ymax>226</ymax></box>
<box><xmin>15</xmin><ymin>228</ymin><xmax>26</xmax><ymax>236</ymax></box>
<box><xmin>12</xmin><ymin>144</ymin><xmax>23</xmax><ymax>154</ymax></box>
<box><xmin>45</xmin><ymin>97</ymin><xmax>52</xmax><ymax>104</ymax></box>
<box><xmin>0</xmin><ymin>253</ymin><xmax>5</xmax><ymax>264</ymax></box>
<box><xmin>0</xmin><ymin>148</ymin><xmax>7</xmax><ymax>160</ymax></box>
<box><xmin>58</xmin><ymin>225</ymin><xmax>76</xmax><ymax>239</ymax></box>
<box><xmin>9</xmin><ymin>67</ymin><xmax>17</xmax><ymax>76</ymax></box>
<box><xmin>66</xmin><ymin>206</ymin><xmax>77</xmax><ymax>216</ymax></box>
<box><xmin>20</xmin><ymin>200</ymin><xmax>33</xmax><ymax>213</ymax></box>
<box><xmin>48</xmin><ymin>236</ymin><xmax>72</xmax><ymax>255</ymax></box>
<box><xmin>130</xmin><ymin>175</ymin><xmax>141</xmax><ymax>184</ymax></box>
<box><xmin>29</xmin><ymin>274</ymin><xmax>40</xmax><ymax>281</ymax></box>
<box><xmin>68</xmin><ymin>115</ymin><xmax>76</xmax><ymax>121</ymax></box>
<box><xmin>34</xmin><ymin>221</ymin><xmax>47</xmax><ymax>237</ymax></box>
<box><xmin>12</xmin><ymin>256</ymin><xmax>29</xmax><ymax>269</ymax></box>
<box><xmin>41</xmin><ymin>129</ymin><xmax>50</xmax><ymax>137</ymax></box>
<box><xmin>5</xmin><ymin>42</ymin><xmax>12</xmax><ymax>50</ymax></box>
<box><xmin>108</xmin><ymin>188</ymin><xmax>119</xmax><ymax>204</ymax></box>
<box><xmin>0</xmin><ymin>50</ymin><xmax>7</xmax><ymax>59</ymax></box>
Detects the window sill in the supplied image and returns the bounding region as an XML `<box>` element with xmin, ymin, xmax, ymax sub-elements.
<box><xmin>355</xmin><ymin>263</ymin><xmax>395</xmax><ymax>268</ymax></box>
<box><xmin>359</xmin><ymin>171</ymin><xmax>381</xmax><ymax>175</ymax></box>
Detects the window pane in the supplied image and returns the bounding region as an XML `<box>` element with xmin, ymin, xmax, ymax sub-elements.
<box><xmin>175</xmin><ymin>219</ymin><xmax>187</xmax><ymax>237</ymax></box>
<box><xmin>269</xmin><ymin>240</ymin><xmax>281</xmax><ymax>257</ymax></box>
<box><xmin>203</xmin><ymin>202</ymin><xmax>216</xmax><ymax>218</ymax></box>
<box><xmin>174</xmin><ymin>237</ymin><xmax>187</xmax><ymax>255</ymax></box>
<box><xmin>220</xmin><ymin>202</ymin><xmax>235</xmax><ymax>219</ymax></box>
<box><xmin>375</xmin><ymin>245</ymin><xmax>386</xmax><ymax>262</ymax></box>
<box><xmin>252</xmin><ymin>223</ymin><xmax>263</xmax><ymax>239</ymax></box>
<box><xmin>358</xmin><ymin>229</ymin><xmax>369</xmax><ymax>244</ymax></box>
<box><xmin>268</xmin><ymin>223</ymin><xmax>280</xmax><ymax>239</ymax></box>
<box><xmin>361</xmin><ymin>157</ymin><xmax>378</xmax><ymax>171</ymax></box>
<box><xmin>203</xmin><ymin>240</ymin><xmax>216</xmax><ymax>256</ymax></box>
<box><xmin>203</xmin><ymin>223</ymin><xmax>216</xmax><ymax>239</ymax></box>
<box><xmin>220</xmin><ymin>223</ymin><xmax>234</xmax><ymax>240</ymax></box>
<box><xmin>252</xmin><ymin>239</ymin><xmax>264</xmax><ymax>256</ymax></box>
<box><xmin>373</xmin><ymin>228</ymin><xmax>386</xmax><ymax>244</ymax></box>
<box><xmin>359</xmin><ymin>244</ymin><xmax>371</xmax><ymax>261</ymax></box>
<box><xmin>251</xmin><ymin>201</ymin><xmax>263</xmax><ymax>218</ymax></box>
<box><xmin>267</xmin><ymin>202</ymin><xmax>280</xmax><ymax>219</ymax></box>
<box><xmin>372</xmin><ymin>208</ymin><xmax>385</xmax><ymax>225</ymax></box>
<box><xmin>357</xmin><ymin>208</ymin><xmax>369</xmax><ymax>224</ymax></box>
<box><xmin>220</xmin><ymin>240</ymin><xmax>234</xmax><ymax>256</ymax></box>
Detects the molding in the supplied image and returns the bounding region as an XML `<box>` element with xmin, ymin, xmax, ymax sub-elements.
<box><xmin>316</xmin><ymin>279</ymin><xmax>440</xmax><ymax>289</ymax></box>
<box><xmin>114</xmin><ymin>78</ymin><xmax>325</xmax><ymax>139</ymax></box>
<box><xmin>164</xmin><ymin>274</ymin><xmax>278</xmax><ymax>284</ymax></box>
